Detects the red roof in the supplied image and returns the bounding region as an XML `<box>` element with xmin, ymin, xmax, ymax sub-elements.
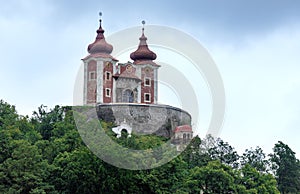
<box><xmin>130</xmin><ymin>29</ymin><xmax>157</xmax><ymax>63</ymax></box>
<box><xmin>174</xmin><ymin>125</ymin><xmax>193</xmax><ymax>133</ymax></box>
<box><xmin>84</xmin><ymin>19</ymin><xmax>116</xmax><ymax>61</ymax></box>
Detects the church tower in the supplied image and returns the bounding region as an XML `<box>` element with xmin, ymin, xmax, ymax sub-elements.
<box><xmin>82</xmin><ymin>16</ymin><xmax>118</xmax><ymax>105</ymax></box>
<box><xmin>129</xmin><ymin>21</ymin><xmax>160</xmax><ymax>104</ymax></box>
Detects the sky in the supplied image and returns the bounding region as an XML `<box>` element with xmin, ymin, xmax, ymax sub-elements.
<box><xmin>1</xmin><ymin>0</ymin><xmax>300</xmax><ymax>157</ymax></box>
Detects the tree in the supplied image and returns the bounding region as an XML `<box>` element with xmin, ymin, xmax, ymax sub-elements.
<box><xmin>138</xmin><ymin>156</ymin><xmax>189</xmax><ymax>193</ymax></box>
<box><xmin>0</xmin><ymin>140</ymin><xmax>54</xmax><ymax>193</ymax></box>
<box><xmin>241</xmin><ymin>146</ymin><xmax>269</xmax><ymax>173</ymax></box>
<box><xmin>207</xmin><ymin>137</ymin><xmax>240</xmax><ymax>168</ymax></box>
<box><xmin>0</xmin><ymin>101</ymin><xmax>292</xmax><ymax>193</ymax></box>
<box><xmin>31</xmin><ymin>105</ymin><xmax>66</xmax><ymax>140</ymax></box>
<box><xmin>269</xmin><ymin>141</ymin><xmax>300</xmax><ymax>193</ymax></box>
<box><xmin>0</xmin><ymin>100</ymin><xmax>18</xmax><ymax>129</ymax></box>
<box><xmin>51</xmin><ymin>147</ymin><xmax>105</xmax><ymax>194</ymax></box>
<box><xmin>181</xmin><ymin>136</ymin><xmax>212</xmax><ymax>168</ymax></box>
<box><xmin>186</xmin><ymin>160</ymin><xmax>236</xmax><ymax>193</ymax></box>
<box><xmin>236</xmin><ymin>164</ymin><xmax>279</xmax><ymax>194</ymax></box>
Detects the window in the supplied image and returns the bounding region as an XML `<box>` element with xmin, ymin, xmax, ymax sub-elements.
<box><xmin>105</xmin><ymin>71</ymin><xmax>111</xmax><ymax>81</ymax></box>
<box><xmin>144</xmin><ymin>93</ymin><xmax>151</xmax><ymax>102</ymax></box>
<box><xmin>105</xmin><ymin>88</ymin><xmax>111</xmax><ymax>97</ymax></box>
<box><xmin>89</xmin><ymin>71</ymin><xmax>96</xmax><ymax>80</ymax></box>
<box><xmin>144</xmin><ymin>77</ymin><xmax>151</xmax><ymax>86</ymax></box>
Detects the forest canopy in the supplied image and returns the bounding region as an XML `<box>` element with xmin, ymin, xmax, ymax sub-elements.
<box><xmin>0</xmin><ymin>100</ymin><xmax>299</xmax><ymax>193</ymax></box>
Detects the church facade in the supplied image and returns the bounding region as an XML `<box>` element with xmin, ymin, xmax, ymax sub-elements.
<box><xmin>82</xmin><ymin>19</ymin><xmax>159</xmax><ymax>105</ymax></box>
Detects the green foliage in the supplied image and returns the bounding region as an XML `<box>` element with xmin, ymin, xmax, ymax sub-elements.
<box><xmin>241</xmin><ymin>146</ymin><xmax>270</xmax><ymax>173</ymax></box>
<box><xmin>208</xmin><ymin>138</ymin><xmax>240</xmax><ymax>168</ymax></box>
<box><xmin>181</xmin><ymin>136</ymin><xmax>212</xmax><ymax>168</ymax></box>
<box><xmin>187</xmin><ymin>160</ymin><xmax>236</xmax><ymax>193</ymax></box>
<box><xmin>0</xmin><ymin>140</ymin><xmax>54</xmax><ymax>193</ymax></box>
<box><xmin>51</xmin><ymin>147</ymin><xmax>104</xmax><ymax>194</ymax></box>
<box><xmin>0</xmin><ymin>100</ymin><xmax>292</xmax><ymax>193</ymax></box>
<box><xmin>0</xmin><ymin>100</ymin><xmax>18</xmax><ymax>129</ymax></box>
<box><xmin>236</xmin><ymin>164</ymin><xmax>279</xmax><ymax>194</ymax></box>
<box><xmin>269</xmin><ymin>141</ymin><xmax>300</xmax><ymax>193</ymax></box>
<box><xmin>138</xmin><ymin>156</ymin><xmax>189</xmax><ymax>193</ymax></box>
<box><xmin>199</xmin><ymin>134</ymin><xmax>240</xmax><ymax>169</ymax></box>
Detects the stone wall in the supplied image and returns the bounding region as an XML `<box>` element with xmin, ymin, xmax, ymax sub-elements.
<box><xmin>96</xmin><ymin>103</ymin><xmax>191</xmax><ymax>138</ymax></box>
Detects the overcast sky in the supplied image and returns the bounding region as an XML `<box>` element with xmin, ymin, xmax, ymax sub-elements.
<box><xmin>1</xmin><ymin>0</ymin><xmax>300</xmax><ymax>157</ymax></box>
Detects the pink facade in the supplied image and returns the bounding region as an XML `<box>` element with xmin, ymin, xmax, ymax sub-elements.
<box><xmin>86</xmin><ymin>60</ymin><xmax>97</xmax><ymax>104</ymax></box>
<box><xmin>102</xmin><ymin>62</ymin><xmax>113</xmax><ymax>103</ymax></box>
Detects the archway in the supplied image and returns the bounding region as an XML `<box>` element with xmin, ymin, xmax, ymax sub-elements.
<box><xmin>121</xmin><ymin>128</ymin><xmax>129</xmax><ymax>138</ymax></box>
<box><xmin>122</xmin><ymin>89</ymin><xmax>134</xmax><ymax>103</ymax></box>
<box><xmin>112</xmin><ymin>123</ymin><xmax>132</xmax><ymax>138</ymax></box>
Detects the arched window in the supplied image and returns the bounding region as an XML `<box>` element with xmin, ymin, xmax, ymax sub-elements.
<box><xmin>122</xmin><ymin>89</ymin><xmax>134</xmax><ymax>103</ymax></box>
<box><xmin>183</xmin><ymin>133</ymin><xmax>186</xmax><ymax>139</ymax></box>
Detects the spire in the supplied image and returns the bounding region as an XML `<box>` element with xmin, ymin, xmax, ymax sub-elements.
<box><xmin>130</xmin><ymin>20</ymin><xmax>157</xmax><ymax>63</ymax></box>
<box><xmin>87</xmin><ymin>12</ymin><xmax>113</xmax><ymax>55</ymax></box>
<box><xmin>95</xmin><ymin>12</ymin><xmax>104</xmax><ymax>39</ymax></box>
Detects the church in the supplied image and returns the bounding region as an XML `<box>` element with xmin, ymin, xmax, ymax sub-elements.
<box><xmin>82</xmin><ymin>19</ymin><xmax>159</xmax><ymax>105</ymax></box>
<box><xmin>81</xmin><ymin>15</ymin><xmax>193</xmax><ymax>148</ymax></box>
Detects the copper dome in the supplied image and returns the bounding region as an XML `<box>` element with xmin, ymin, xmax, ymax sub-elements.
<box><xmin>130</xmin><ymin>30</ymin><xmax>156</xmax><ymax>62</ymax></box>
<box><xmin>87</xmin><ymin>20</ymin><xmax>113</xmax><ymax>55</ymax></box>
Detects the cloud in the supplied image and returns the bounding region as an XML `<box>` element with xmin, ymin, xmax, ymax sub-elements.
<box><xmin>209</xmin><ymin>22</ymin><xmax>300</xmax><ymax>157</ymax></box>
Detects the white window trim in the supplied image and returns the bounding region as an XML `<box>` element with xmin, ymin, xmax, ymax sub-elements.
<box><xmin>105</xmin><ymin>71</ymin><xmax>111</xmax><ymax>81</ymax></box>
<box><xmin>105</xmin><ymin>88</ymin><xmax>111</xmax><ymax>97</ymax></box>
<box><xmin>89</xmin><ymin>71</ymin><xmax>96</xmax><ymax>81</ymax></box>
<box><xmin>144</xmin><ymin>77</ymin><xmax>151</xmax><ymax>86</ymax></box>
<box><xmin>144</xmin><ymin>93</ymin><xmax>151</xmax><ymax>102</ymax></box>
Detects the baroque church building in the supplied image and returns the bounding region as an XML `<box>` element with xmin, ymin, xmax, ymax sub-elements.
<box><xmin>83</xmin><ymin>19</ymin><xmax>159</xmax><ymax>105</ymax></box>
<box><xmin>82</xmin><ymin>16</ymin><xmax>193</xmax><ymax>149</ymax></box>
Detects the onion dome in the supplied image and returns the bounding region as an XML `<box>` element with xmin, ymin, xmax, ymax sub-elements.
<box><xmin>130</xmin><ymin>21</ymin><xmax>157</xmax><ymax>63</ymax></box>
<box><xmin>87</xmin><ymin>17</ymin><xmax>113</xmax><ymax>55</ymax></box>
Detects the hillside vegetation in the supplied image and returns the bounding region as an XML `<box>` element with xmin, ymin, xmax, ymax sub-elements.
<box><xmin>0</xmin><ymin>100</ymin><xmax>300</xmax><ymax>193</ymax></box>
